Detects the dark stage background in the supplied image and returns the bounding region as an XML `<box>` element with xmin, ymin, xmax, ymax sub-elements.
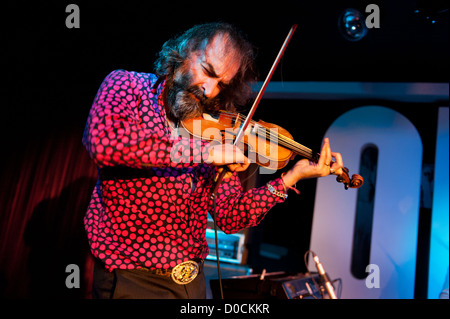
<box><xmin>1</xmin><ymin>0</ymin><xmax>448</xmax><ymax>299</ymax></box>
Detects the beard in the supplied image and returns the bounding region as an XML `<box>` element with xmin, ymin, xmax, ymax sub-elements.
<box><xmin>164</xmin><ymin>72</ymin><xmax>221</xmax><ymax>122</ymax></box>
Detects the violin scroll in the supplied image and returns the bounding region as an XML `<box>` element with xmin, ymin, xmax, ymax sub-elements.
<box><xmin>336</xmin><ymin>167</ymin><xmax>364</xmax><ymax>190</ymax></box>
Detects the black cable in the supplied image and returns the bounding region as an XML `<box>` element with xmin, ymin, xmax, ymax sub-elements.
<box><xmin>332</xmin><ymin>278</ymin><xmax>343</xmax><ymax>299</ymax></box>
<box><xmin>212</xmin><ymin>192</ymin><xmax>224</xmax><ymax>299</ymax></box>
<box><xmin>210</xmin><ymin>169</ymin><xmax>229</xmax><ymax>300</ymax></box>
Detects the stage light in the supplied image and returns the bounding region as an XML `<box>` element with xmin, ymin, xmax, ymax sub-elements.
<box><xmin>338</xmin><ymin>8</ymin><xmax>368</xmax><ymax>42</ymax></box>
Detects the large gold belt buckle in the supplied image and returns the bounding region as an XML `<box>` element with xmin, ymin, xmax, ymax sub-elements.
<box><xmin>171</xmin><ymin>260</ymin><xmax>199</xmax><ymax>285</ymax></box>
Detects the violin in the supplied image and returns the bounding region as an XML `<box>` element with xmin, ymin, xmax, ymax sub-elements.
<box><xmin>179</xmin><ymin>25</ymin><xmax>362</xmax><ymax>191</ymax></box>
<box><xmin>181</xmin><ymin>111</ymin><xmax>364</xmax><ymax>190</ymax></box>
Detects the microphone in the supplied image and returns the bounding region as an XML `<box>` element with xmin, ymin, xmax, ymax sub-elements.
<box><xmin>312</xmin><ymin>253</ymin><xmax>338</xmax><ymax>299</ymax></box>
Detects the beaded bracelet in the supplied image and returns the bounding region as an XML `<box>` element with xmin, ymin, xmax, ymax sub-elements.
<box><xmin>267</xmin><ymin>183</ymin><xmax>288</xmax><ymax>199</ymax></box>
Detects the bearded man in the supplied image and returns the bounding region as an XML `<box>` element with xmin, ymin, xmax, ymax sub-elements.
<box><xmin>83</xmin><ymin>22</ymin><xmax>343</xmax><ymax>299</ymax></box>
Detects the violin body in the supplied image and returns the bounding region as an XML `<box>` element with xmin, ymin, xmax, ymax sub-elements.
<box><xmin>182</xmin><ymin>112</ymin><xmax>296</xmax><ymax>170</ymax></box>
<box><xmin>181</xmin><ymin>112</ymin><xmax>363</xmax><ymax>190</ymax></box>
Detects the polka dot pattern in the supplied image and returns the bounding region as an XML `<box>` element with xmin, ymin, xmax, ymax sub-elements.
<box><xmin>83</xmin><ymin>70</ymin><xmax>287</xmax><ymax>271</ymax></box>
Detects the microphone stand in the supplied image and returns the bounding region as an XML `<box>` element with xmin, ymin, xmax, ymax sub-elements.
<box><xmin>312</xmin><ymin>253</ymin><xmax>338</xmax><ymax>299</ymax></box>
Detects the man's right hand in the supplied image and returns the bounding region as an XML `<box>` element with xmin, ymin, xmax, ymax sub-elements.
<box><xmin>205</xmin><ymin>143</ymin><xmax>250</xmax><ymax>175</ymax></box>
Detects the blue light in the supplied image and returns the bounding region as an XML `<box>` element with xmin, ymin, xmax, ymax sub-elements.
<box><xmin>428</xmin><ymin>107</ymin><xmax>449</xmax><ymax>299</ymax></box>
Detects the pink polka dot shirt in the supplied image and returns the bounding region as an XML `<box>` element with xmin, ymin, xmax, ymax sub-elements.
<box><xmin>82</xmin><ymin>69</ymin><xmax>287</xmax><ymax>271</ymax></box>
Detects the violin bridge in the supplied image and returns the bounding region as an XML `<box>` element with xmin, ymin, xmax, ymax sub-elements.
<box><xmin>251</xmin><ymin>123</ymin><xmax>261</xmax><ymax>134</ymax></box>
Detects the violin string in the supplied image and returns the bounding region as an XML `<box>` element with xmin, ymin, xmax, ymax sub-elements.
<box><xmin>220</xmin><ymin>112</ymin><xmax>315</xmax><ymax>159</ymax></box>
<box><xmin>262</xmin><ymin>129</ymin><xmax>315</xmax><ymax>159</ymax></box>
<box><xmin>219</xmin><ymin>112</ymin><xmax>317</xmax><ymax>161</ymax></box>
<box><xmin>230</xmin><ymin>113</ymin><xmax>314</xmax><ymax>158</ymax></box>
<box><xmin>216</xmin><ymin>112</ymin><xmax>343</xmax><ymax>169</ymax></box>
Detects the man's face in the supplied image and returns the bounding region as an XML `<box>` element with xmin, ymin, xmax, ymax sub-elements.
<box><xmin>166</xmin><ymin>34</ymin><xmax>240</xmax><ymax>121</ymax></box>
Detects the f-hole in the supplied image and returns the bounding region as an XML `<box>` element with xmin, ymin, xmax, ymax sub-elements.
<box><xmin>351</xmin><ymin>144</ymin><xmax>378</xmax><ymax>279</ymax></box>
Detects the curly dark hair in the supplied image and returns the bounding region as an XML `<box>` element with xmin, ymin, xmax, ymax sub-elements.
<box><xmin>153</xmin><ymin>22</ymin><xmax>257</xmax><ymax>113</ymax></box>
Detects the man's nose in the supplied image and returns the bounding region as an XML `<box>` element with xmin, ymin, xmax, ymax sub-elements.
<box><xmin>201</xmin><ymin>78</ymin><xmax>220</xmax><ymax>99</ymax></box>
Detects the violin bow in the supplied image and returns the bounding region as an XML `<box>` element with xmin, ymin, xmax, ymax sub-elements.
<box><xmin>233</xmin><ymin>24</ymin><xmax>298</xmax><ymax>146</ymax></box>
<box><xmin>211</xmin><ymin>26</ymin><xmax>298</xmax><ymax>300</ymax></box>
<box><xmin>213</xmin><ymin>24</ymin><xmax>298</xmax><ymax>187</ymax></box>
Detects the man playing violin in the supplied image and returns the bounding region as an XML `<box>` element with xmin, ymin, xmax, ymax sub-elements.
<box><xmin>83</xmin><ymin>22</ymin><xmax>344</xmax><ymax>299</ymax></box>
